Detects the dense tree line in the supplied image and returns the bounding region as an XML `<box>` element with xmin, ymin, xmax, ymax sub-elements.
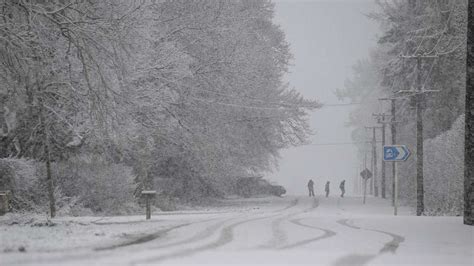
<box><xmin>0</xmin><ymin>0</ymin><xmax>318</xmax><ymax>216</ymax></box>
<box><xmin>338</xmin><ymin>0</ymin><xmax>467</xmax><ymax>214</ymax></box>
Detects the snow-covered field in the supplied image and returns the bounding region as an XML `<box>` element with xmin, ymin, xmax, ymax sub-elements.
<box><xmin>1</xmin><ymin>196</ymin><xmax>472</xmax><ymax>265</ymax></box>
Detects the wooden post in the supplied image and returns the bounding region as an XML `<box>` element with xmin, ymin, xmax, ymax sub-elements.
<box><xmin>363</xmin><ymin>147</ymin><xmax>368</xmax><ymax>204</ymax></box>
<box><xmin>0</xmin><ymin>191</ymin><xmax>10</xmax><ymax>215</ymax></box>
<box><xmin>141</xmin><ymin>190</ymin><xmax>156</xmax><ymax>220</ymax></box>
<box><xmin>380</xmin><ymin>114</ymin><xmax>386</xmax><ymax>199</ymax></box>
<box><xmin>363</xmin><ymin>178</ymin><xmax>367</xmax><ymax>204</ymax></box>
<box><xmin>146</xmin><ymin>196</ymin><xmax>151</xmax><ymax>220</ymax></box>
<box><xmin>394</xmin><ymin>162</ymin><xmax>398</xmax><ymax>216</ymax></box>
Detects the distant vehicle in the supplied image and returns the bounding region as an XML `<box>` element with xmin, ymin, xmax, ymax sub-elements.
<box><xmin>269</xmin><ymin>185</ymin><xmax>286</xmax><ymax>197</ymax></box>
<box><xmin>236</xmin><ymin>177</ymin><xmax>286</xmax><ymax>198</ymax></box>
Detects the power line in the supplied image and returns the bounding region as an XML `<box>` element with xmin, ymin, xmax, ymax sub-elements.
<box><xmin>305</xmin><ymin>141</ymin><xmax>380</xmax><ymax>146</ymax></box>
<box><xmin>322</xmin><ymin>102</ymin><xmax>363</xmax><ymax>107</ymax></box>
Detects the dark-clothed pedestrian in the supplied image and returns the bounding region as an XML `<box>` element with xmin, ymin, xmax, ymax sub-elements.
<box><xmin>340</xmin><ymin>180</ymin><xmax>346</xmax><ymax>198</ymax></box>
<box><xmin>325</xmin><ymin>181</ymin><xmax>330</xmax><ymax>197</ymax></box>
<box><xmin>307</xmin><ymin>179</ymin><xmax>315</xmax><ymax>197</ymax></box>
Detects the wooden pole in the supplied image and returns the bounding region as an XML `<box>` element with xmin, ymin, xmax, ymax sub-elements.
<box><xmin>146</xmin><ymin>195</ymin><xmax>151</xmax><ymax>220</ymax></box>
<box><xmin>381</xmin><ymin>114</ymin><xmax>386</xmax><ymax>199</ymax></box>
<box><xmin>373</xmin><ymin>127</ymin><xmax>378</xmax><ymax>197</ymax></box>
<box><xmin>391</xmin><ymin>99</ymin><xmax>397</xmax><ymax>206</ymax></box>
<box><xmin>363</xmin><ymin>178</ymin><xmax>367</xmax><ymax>204</ymax></box>
<box><xmin>363</xmin><ymin>148</ymin><xmax>367</xmax><ymax>204</ymax></box>
<box><xmin>394</xmin><ymin>162</ymin><xmax>398</xmax><ymax>216</ymax></box>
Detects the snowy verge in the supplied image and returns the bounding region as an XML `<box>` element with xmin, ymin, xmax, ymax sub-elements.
<box><xmin>0</xmin><ymin>196</ymin><xmax>291</xmax><ymax>254</ymax></box>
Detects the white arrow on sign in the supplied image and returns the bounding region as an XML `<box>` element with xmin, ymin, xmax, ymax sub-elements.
<box><xmin>383</xmin><ymin>145</ymin><xmax>411</xmax><ymax>162</ymax></box>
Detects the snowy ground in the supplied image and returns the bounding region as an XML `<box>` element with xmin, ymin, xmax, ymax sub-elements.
<box><xmin>0</xmin><ymin>195</ymin><xmax>472</xmax><ymax>265</ymax></box>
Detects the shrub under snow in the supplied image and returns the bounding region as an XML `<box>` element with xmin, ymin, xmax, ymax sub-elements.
<box><xmin>0</xmin><ymin>158</ymin><xmax>44</xmax><ymax>212</ymax></box>
<box><xmin>54</xmin><ymin>155</ymin><xmax>138</xmax><ymax>215</ymax></box>
<box><xmin>424</xmin><ymin>115</ymin><xmax>464</xmax><ymax>215</ymax></box>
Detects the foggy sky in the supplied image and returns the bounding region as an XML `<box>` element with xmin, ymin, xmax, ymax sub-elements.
<box><xmin>268</xmin><ymin>0</ymin><xmax>380</xmax><ymax>195</ymax></box>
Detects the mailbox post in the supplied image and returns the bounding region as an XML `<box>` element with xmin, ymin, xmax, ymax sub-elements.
<box><xmin>0</xmin><ymin>190</ymin><xmax>11</xmax><ymax>215</ymax></box>
<box><xmin>141</xmin><ymin>190</ymin><xmax>156</xmax><ymax>220</ymax></box>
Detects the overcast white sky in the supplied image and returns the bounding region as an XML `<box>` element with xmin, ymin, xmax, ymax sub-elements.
<box><xmin>268</xmin><ymin>0</ymin><xmax>380</xmax><ymax>195</ymax></box>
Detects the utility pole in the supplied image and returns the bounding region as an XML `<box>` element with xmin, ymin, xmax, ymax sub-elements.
<box><xmin>365</xmin><ymin>126</ymin><xmax>382</xmax><ymax>197</ymax></box>
<box><xmin>363</xmin><ymin>147</ymin><xmax>368</xmax><ymax>204</ymax></box>
<box><xmin>399</xmin><ymin>54</ymin><xmax>439</xmax><ymax>216</ymax></box>
<box><xmin>394</xmin><ymin>156</ymin><xmax>399</xmax><ymax>216</ymax></box>
<box><xmin>372</xmin><ymin>127</ymin><xmax>378</xmax><ymax>197</ymax></box>
<box><xmin>365</xmin><ymin>127</ymin><xmax>373</xmax><ymax>195</ymax></box>
<box><xmin>380</xmin><ymin>114</ymin><xmax>386</xmax><ymax>199</ymax></box>
<box><xmin>390</xmin><ymin>99</ymin><xmax>396</xmax><ymax>206</ymax></box>
<box><xmin>379</xmin><ymin>98</ymin><xmax>399</xmax><ymax>205</ymax></box>
<box><xmin>415</xmin><ymin>57</ymin><xmax>424</xmax><ymax>216</ymax></box>
<box><xmin>373</xmin><ymin>113</ymin><xmax>392</xmax><ymax>199</ymax></box>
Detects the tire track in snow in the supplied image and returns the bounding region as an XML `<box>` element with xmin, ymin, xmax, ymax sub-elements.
<box><xmin>260</xmin><ymin>197</ymin><xmax>319</xmax><ymax>249</ymax></box>
<box><xmin>278</xmin><ymin>218</ymin><xmax>336</xmax><ymax>249</ymax></box>
<box><xmin>333</xmin><ymin>254</ymin><xmax>376</xmax><ymax>266</ymax></box>
<box><xmin>7</xmin><ymin>198</ymin><xmax>302</xmax><ymax>266</ymax></box>
<box><xmin>260</xmin><ymin>216</ymin><xmax>288</xmax><ymax>248</ymax></box>
<box><xmin>130</xmin><ymin>197</ymin><xmax>302</xmax><ymax>264</ymax></box>
<box><xmin>101</xmin><ymin>197</ymin><xmax>301</xmax><ymax>252</ymax></box>
<box><xmin>333</xmin><ymin>218</ymin><xmax>405</xmax><ymax>266</ymax></box>
<box><xmin>95</xmin><ymin>222</ymin><xmax>193</xmax><ymax>251</ymax></box>
<box><xmin>130</xmin><ymin>213</ymin><xmax>281</xmax><ymax>265</ymax></box>
<box><xmin>273</xmin><ymin>198</ymin><xmax>299</xmax><ymax>212</ymax></box>
<box><xmin>147</xmin><ymin>217</ymin><xmax>234</xmax><ymax>250</ymax></box>
<box><xmin>16</xmin><ymin>217</ymin><xmax>234</xmax><ymax>265</ymax></box>
<box><xmin>336</xmin><ymin>218</ymin><xmax>360</xmax><ymax>229</ymax></box>
<box><xmin>154</xmin><ymin>197</ymin><xmax>301</xmax><ymax>251</ymax></box>
<box><xmin>95</xmin><ymin>217</ymin><xmax>225</xmax><ymax>251</ymax></box>
<box><xmin>10</xmin><ymin>221</ymin><xmax>198</xmax><ymax>265</ymax></box>
<box><xmin>92</xmin><ymin>220</ymin><xmax>163</xmax><ymax>226</ymax></box>
<box><xmin>336</xmin><ymin>219</ymin><xmax>404</xmax><ymax>254</ymax></box>
<box><xmin>371</xmin><ymin>229</ymin><xmax>405</xmax><ymax>254</ymax></box>
<box><xmin>261</xmin><ymin>196</ymin><xmax>301</xmax><ymax>247</ymax></box>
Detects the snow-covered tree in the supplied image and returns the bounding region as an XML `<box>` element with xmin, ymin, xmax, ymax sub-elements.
<box><xmin>339</xmin><ymin>0</ymin><xmax>467</xmax><ymax>213</ymax></box>
<box><xmin>1</xmin><ymin>0</ymin><xmax>319</xmax><ymax>213</ymax></box>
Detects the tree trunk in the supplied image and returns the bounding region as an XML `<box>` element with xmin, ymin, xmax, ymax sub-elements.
<box><xmin>45</xmin><ymin>137</ymin><xmax>55</xmax><ymax>218</ymax></box>
<box><xmin>464</xmin><ymin>0</ymin><xmax>474</xmax><ymax>226</ymax></box>
<box><xmin>39</xmin><ymin>94</ymin><xmax>55</xmax><ymax>218</ymax></box>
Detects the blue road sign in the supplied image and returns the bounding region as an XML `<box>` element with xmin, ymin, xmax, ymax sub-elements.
<box><xmin>383</xmin><ymin>145</ymin><xmax>411</xmax><ymax>161</ymax></box>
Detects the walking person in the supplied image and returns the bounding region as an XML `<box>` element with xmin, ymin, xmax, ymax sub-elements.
<box><xmin>339</xmin><ymin>180</ymin><xmax>346</xmax><ymax>198</ymax></box>
<box><xmin>307</xmin><ymin>179</ymin><xmax>315</xmax><ymax>197</ymax></box>
<box><xmin>325</xmin><ymin>181</ymin><xmax>330</xmax><ymax>197</ymax></box>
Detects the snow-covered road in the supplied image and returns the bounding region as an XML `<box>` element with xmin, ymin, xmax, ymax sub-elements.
<box><xmin>1</xmin><ymin>196</ymin><xmax>473</xmax><ymax>265</ymax></box>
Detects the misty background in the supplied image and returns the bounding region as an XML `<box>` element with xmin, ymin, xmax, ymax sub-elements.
<box><xmin>269</xmin><ymin>0</ymin><xmax>380</xmax><ymax>195</ymax></box>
